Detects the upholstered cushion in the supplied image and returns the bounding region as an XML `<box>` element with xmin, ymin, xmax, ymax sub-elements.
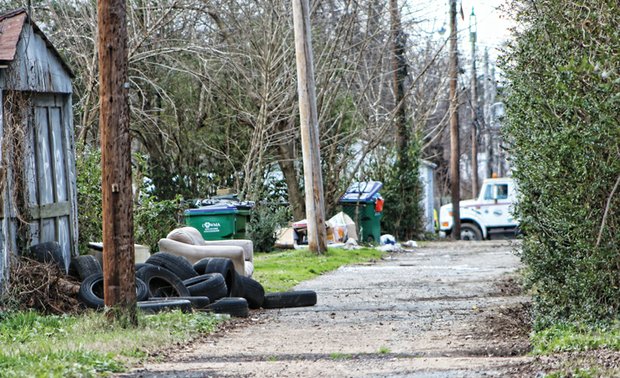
<box><xmin>166</xmin><ymin>227</ymin><xmax>206</xmax><ymax>246</ymax></box>
<box><xmin>203</xmin><ymin>239</ymin><xmax>253</xmax><ymax>262</ymax></box>
<box><xmin>244</xmin><ymin>261</ymin><xmax>254</xmax><ymax>277</ymax></box>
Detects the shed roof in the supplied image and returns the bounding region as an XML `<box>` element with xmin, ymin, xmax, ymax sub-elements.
<box><xmin>0</xmin><ymin>9</ymin><xmax>26</xmax><ymax>62</ymax></box>
<box><xmin>0</xmin><ymin>8</ymin><xmax>74</xmax><ymax>77</ymax></box>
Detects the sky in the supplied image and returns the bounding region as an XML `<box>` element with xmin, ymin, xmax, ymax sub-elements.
<box><xmin>405</xmin><ymin>0</ymin><xmax>514</xmax><ymax>63</ymax></box>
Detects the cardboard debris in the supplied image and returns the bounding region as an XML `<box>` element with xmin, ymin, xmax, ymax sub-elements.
<box><xmin>275</xmin><ymin>227</ymin><xmax>296</xmax><ymax>249</ymax></box>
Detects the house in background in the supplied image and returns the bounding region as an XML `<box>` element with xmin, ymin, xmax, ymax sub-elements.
<box><xmin>0</xmin><ymin>8</ymin><xmax>78</xmax><ymax>284</ymax></box>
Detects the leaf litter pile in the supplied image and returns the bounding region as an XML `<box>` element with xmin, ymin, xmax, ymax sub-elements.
<box><xmin>0</xmin><ymin>256</ymin><xmax>81</xmax><ymax>314</ymax></box>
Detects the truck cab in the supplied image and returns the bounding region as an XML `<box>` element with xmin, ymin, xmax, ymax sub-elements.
<box><xmin>439</xmin><ymin>178</ymin><xmax>519</xmax><ymax>240</ymax></box>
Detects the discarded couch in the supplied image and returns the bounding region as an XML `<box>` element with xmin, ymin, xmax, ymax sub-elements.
<box><xmin>158</xmin><ymin>227</ymin><xmax>254</xmax><ymax>277</ymax></box>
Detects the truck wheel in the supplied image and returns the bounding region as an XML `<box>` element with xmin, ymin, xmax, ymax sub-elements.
<box><xmin>460</xmin><ymin>224</ymin><xmax>482</xmax><ymax>241</ymax></box>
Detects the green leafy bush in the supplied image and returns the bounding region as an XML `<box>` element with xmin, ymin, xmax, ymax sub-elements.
<box><xmin>247</xmin><ymin>202</ymin><xmax>290</xmax><ymax>252</ymax></box>
<box><xmin>373</xmin><ymin>137</ymin><xmax>424</xmax><ymax>241</ymax></box>
<box><xmin>76</xmin><ymin>146</ymin><xmax>103</xmax><ymax>254</ymax></box>
<box><xmin>133</xmin><ymin>192</ymin><xmax>183</xmax><ymax>252</ymax></box>
<box><xmin>502</xmin><ymin>1</ymin><xmax>620</xmax><ymax>326</ymax></box>
<box><xmin>76</xmin><ymin>148</ymin><xmax>186</xmax><ymax>254</ymax></box>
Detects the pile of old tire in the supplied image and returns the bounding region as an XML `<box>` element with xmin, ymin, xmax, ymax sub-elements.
<box><xmin>189</xmin><ymin>257</ymin><xmax>255</xmax><ymax>317</ymax></box>
<box><xmin>138</xmin><ymin>253</ymin><xmax>256</xmax><ymax>317</ymax></box>
<box><xmin>58</xmin><ymin>248</ymin><xmax>317</xmax><ymax>316</ymax></box>
<box><xmin>66</xmin><ymin>254</ymin><xmax>153</xmax><ymax>310</ymax></box>
<box><xmin>192</xmin><ymin>257</ymin><xmax>318</xmax><ymax>312</ymax></box>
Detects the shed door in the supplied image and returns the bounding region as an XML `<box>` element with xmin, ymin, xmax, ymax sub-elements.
<box><xmin>25</xmin><ymin>94</ymin><xmax>73</xmax><ymax>258</ymax></box>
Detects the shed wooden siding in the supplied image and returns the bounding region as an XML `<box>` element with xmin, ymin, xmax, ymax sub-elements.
<box><xmin>0</xmin><ymin>10</ymin><xmax>77</xmax><ymax>284</ymax></box>
<box><xmin>24</xmin><ymin>93</ymin><xmax>78</xmax><ymax>265</ymax></box>
<box><xmin>0</xmin><ymin>22</ymin><xmax>72</xmax><ymax>94</ymax></box>
<box><xmin>0</xmin><ymin>89</ymin><xmax>6</xmax><ymax>285</ymax></box>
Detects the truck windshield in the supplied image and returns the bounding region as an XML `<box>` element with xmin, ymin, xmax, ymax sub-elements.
<box><xmin>484</xmin><ymin>184</ymin><xmax>509</xmax><ymax>200</ymax></box>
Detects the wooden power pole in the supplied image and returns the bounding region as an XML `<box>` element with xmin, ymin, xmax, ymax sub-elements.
<box><xmin>98</xmin><ymin>0</ymin><xmax>137</xmax><ymax>322</ymax></box>
<box><xmin>291</xmin><ymin>0</ymin><xmax>327</xmax><ymax>253</ymax></box>
<box><xmin>449</xmin><ymin>0</ymin><xmax>461</xmax><ymax>240</ymax></box>
<box><xmin>469</xmin><ymin>7</ymin><xmax>479</xmax><ymax>198</ymax></box>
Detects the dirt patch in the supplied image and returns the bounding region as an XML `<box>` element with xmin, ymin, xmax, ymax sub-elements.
<box><xmin>491</xmin><ymin>275</ymin><xmax>524</xmax><ymax>297</ymax></box>
<box><xmin>478</xmin><ymin>276</ymin><xmax>532</xmax><ymax>346</ymax></box>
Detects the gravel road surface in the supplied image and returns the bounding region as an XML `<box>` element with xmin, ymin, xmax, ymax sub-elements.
<box><xmin>125</xmin><ymin>240</ymin><xmax>533</xmax><ymax>377</ymax></box>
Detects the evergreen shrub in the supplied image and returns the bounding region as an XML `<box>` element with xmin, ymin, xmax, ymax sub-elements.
<box><xmin>502</xmin><ymin>0</ymin><xmax>620</xmax><ymax>326</ymax></box>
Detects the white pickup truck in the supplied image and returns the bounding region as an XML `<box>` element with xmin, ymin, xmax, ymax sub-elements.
<box><xmin>439</xmin><ymin>178</ymin><xmax>519</xmax><ymax>240</ymax></box>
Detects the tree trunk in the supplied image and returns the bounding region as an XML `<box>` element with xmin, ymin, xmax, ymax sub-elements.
<box><xmin>276</xmin><ymin>141</ymin><xmax>305</xmax><ymax>221</ymax></box>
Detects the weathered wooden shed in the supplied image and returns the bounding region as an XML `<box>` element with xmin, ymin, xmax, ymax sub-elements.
<box><xmin>0</xmin><ymin>9</ymin><xmax>78</xmax><ymax>283</ymax></box>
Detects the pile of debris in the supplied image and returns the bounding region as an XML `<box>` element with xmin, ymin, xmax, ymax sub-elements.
<box><xmin>1</xmin><ymin>255</ymin><xmax>81</xmax><ymax>315</ymax></box>
<box><xmin>1</xmin><ymin>242</ymin><xmax>317</xmax><ymax>317</ymax></box>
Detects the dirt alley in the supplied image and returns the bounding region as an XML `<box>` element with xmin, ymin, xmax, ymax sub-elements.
<box><xmin>125</xmin><ymin>240</ymin><xmax>535</xmax><ymax>377</ymax></box>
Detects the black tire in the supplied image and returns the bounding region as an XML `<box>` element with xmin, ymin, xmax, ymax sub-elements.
<box><xmin>204</xmin><ymin>258</ymin><xmax>236</xmax><ymax>296</ymax></box>
<box><xmin>78</xmin><ymin>273</ymin><xmax>105</xmax><ymax>309</ymax></box>
<box><xmin>135</xmin><ymin>263</ymin><xmax>149</xmax><ymax>271</ymax></box>
<box><xmin>193</xmin><ymin>258</ymin><xmax>211</xmax><ymax>275</ymax></box>
<box><xmin>146</xmin><ymin>252</ymin><xmax>198</xmax><ymax>281</ymax></box>
<box><xmin>230</xmin><ymin>271</ymin><xmax>244</xmax><ymax>298</ymax></box>
<box><xmin>262</xmin><ymin>290</ymin><xmax>317</xmax><ymax>309</ymax></box>
<box><xmin>78</xmin><ymin>273</ymin><xmax>149</xmax><ymax>309</ymax></box>
<box><xmin>138</xmin><ymin>299</ymin><xmax>192</xmax><ymax>314</ymax></box>
<box><xmin>183</xmin><ymin>273</ymin><xmax>228</xmax><ymax>301</ymax></box>
<box><xmin>69</xmin><ymin>255</ymin><xmax>102</xmax><ymax>281</ymax></box>
<box><xmin>136</xmin><ymin>263</ymin><xmax>156</xmax><ymax>275</ymax></box>
<box><xmin>136</xmin><ymin>264</ymin><xmax>190</xmax><ymax>298</ymax></box>
<box><xmin>460</xmin><ymin>223</ymin><xmax>482</xmax><ymax>241</ymax></box>
<box><xmin>236</xmin><ymin>275</ymin><xmax>265</xmax><ymax>309</ymax></box>
<box><xmin>29</xmin><ymin>241</ymin><xmax>66</xmax><ymax>272</ymax></box>
<box><xmin>207</xmin><ymin>297</ymin><xmax>249</xmax><ymax>318</ymax></box>
<box><xmin>135</xmin><ymin>278</ymin><xmax>149</xmax><ymax>301</ymax></box>
<box><xmin>149</xmin><ymin>296</ymin><xmax>210</xmax><ymax>309</ymax></box>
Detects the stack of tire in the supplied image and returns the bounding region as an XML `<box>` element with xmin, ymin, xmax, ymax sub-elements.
<box><xmin>71</xmin><ymin>250</ymin><xmax>317</xmax><ymax>317</ymax></box>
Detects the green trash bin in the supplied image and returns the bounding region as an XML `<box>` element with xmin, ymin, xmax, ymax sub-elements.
<box><xmin>233</xmin><ymin>203</ymin><xmax>254</xmax><ymax>239</ymax></box>
<box><xmin>184</xmin><ymin>204</ymin><xmax>238</xmax><ymax>240</ymax></box>
<box><xmin>340</xmin><ymin>181</ymin><xmax>383</xmax><ymax>243</ymax></box>
<box><xmin>342</xmin><ymin>202</ymin><xmax>382</xmax><ymax>243</ymax></box>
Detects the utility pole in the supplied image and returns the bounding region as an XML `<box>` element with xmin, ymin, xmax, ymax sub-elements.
<box><xmin>98</xmin><ymin>0</ymin><xmax>137</xmax><ymax>322</ymax></box>
<box><xmin>291</xmin><ymin>0</ymin><xmax>327</xmax><ymax>253</ymax></box>
<box><xmin>469</xmin><ymin>7</ymin><xmax>479</xmax><ymax>197</ymax></box>
<box><xmin>483</xmin><ymin>48</ymin><xmax>493</xmax><ymax>179</ymax></box>
<box><xmin>449</xmin><ymin>0</ymin><xmax>461</xmax><ymax>240</ymax></box>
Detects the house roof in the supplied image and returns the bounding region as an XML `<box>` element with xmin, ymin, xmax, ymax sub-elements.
<box><xmin>0</xmin><ymin>8</ymin><xmax>74</xmax><ymax>77</ymax></box>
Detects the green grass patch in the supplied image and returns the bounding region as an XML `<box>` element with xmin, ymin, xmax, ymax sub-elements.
<box><xmin>378</xmin><ymin>346</ymin><xmax>390</xmax><ymax>354</ymax></box>
<box><xmin>531</xmin><ymin>321</ymin><xmax>620</xmax><ymax>355</ymax></box>
<box><xmin>252</xmin><ymin>247</ymin><xmax>383</xmax><ymax>292</ymax></box>
<box><xmin>545</xmin><ymin>368</ymin><xmax>602</xmax><ymax>378</ymax></box>
<box><xmin>329</xmin><ymin>352</ymin><xmax>352</xmax><ymax>360</ymax></box>
<box><xmin>0</xmin><ymin>309</ymin><xmax>222</xmax><ymax>377</ymax></box>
